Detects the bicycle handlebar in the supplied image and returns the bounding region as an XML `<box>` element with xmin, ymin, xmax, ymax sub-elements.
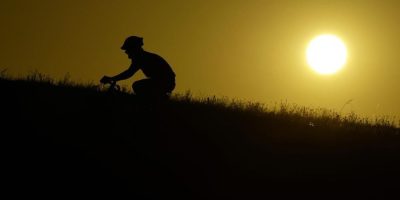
<box><xmin>102</xmin><ymin>80</ymin><xmax>121</xmax><ymax>92</ymax></box>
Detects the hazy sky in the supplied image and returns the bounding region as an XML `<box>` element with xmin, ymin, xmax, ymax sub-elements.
<box><xmin>1</xmin><ymin>0</ymin><xmax>399</xmax><ymax>119</ymax></box>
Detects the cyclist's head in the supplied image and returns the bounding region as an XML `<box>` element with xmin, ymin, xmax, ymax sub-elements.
<box><xmin>121</xmin><ymin>36</ymin><xmax>144</xmax><ymax>59</ymax></box>
<box><xmin>121</xmin><ymin>36</ymin><xmax>143</xmax><ymax>50</ymax></box>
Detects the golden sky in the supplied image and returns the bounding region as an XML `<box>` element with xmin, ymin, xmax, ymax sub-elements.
<box><xmin>1</xmin><ymin>0</ymin><xmax>399</xmax><ymax>119</ymax></box>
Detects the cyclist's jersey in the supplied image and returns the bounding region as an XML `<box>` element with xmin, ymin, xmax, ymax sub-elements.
<box><xmin>130</xmin><ymin>51</ymin><xmax>175</xmax><ymax>81</ymax></box>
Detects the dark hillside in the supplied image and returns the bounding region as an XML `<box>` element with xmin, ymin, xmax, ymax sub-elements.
<box><xmin>1</xmin><ymin>77</ymin><xmax>400</xmax><ymax>199</ymax></box>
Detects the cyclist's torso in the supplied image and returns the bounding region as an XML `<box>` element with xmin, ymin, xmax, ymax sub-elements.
<box><xmin>133</xmin><ymin>51</ymin><xmax>175</xmax><ymax>81</ymax></box>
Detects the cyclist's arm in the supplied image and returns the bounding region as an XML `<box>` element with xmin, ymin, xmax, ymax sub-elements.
<box><xmin>112</xmin><ymin>64</ymin><xmax>139</xmax><ymax>82</ymax></box>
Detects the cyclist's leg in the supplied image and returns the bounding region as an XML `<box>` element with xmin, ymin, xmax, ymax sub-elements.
<box><xmin>133</xmin><ymin>79</ymin><xmax>175</xmax><ymax>98</ymax></box>
<box><xmin>132</xmin><ymin>79</ymin><xmax>153</xmax><ymax>96</ymax></box>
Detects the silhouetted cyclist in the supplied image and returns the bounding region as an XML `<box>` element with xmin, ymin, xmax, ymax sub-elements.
<box><xmin>101</xmin><ymin>36</ymin><xmax>176</xmax><ymax>98</ymax></box>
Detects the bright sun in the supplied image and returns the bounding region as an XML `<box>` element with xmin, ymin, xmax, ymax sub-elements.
<box><xmin>306</xmin><ymin>34</ymin><xmax>347</xmax><ymax>75</ymax></box>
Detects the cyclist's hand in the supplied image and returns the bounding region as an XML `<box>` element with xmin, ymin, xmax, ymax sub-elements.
<box><xmin>100</xmin><ymin>76</ymin><xmax>113</xmax><ymax>84</ymax></box>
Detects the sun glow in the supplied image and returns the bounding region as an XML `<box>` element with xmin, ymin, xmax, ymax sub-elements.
<box><xmin>306</xmin><ymin>34</ymin><xmax>347</xmax><ymax>75</ymax></box>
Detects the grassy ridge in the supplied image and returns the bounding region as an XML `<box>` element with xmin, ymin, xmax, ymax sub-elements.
<box><xmin>2</xmin><ymin>74</ymin><xmax>400</xmax><ymax>199</ymax></box>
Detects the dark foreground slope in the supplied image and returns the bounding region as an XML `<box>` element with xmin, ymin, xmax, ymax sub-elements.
<box><xmin>1</xmin><ymin>78</ymin><xmax>400</xmax><ymax>199</ymax></box>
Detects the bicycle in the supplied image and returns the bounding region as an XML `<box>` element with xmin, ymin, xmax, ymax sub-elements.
<box><xmin>100</xmin><ymin>80</ymin><xmax>121</xmax><ymax>93</ymax></box>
